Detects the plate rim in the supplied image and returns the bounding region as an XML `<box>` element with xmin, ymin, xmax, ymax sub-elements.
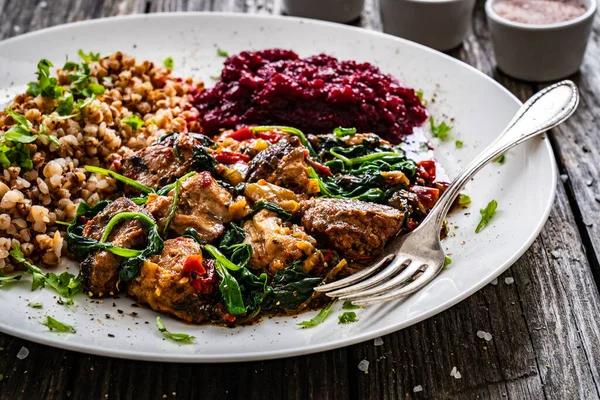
<box><xmin>0</xmin><ymin>12</ymin><xmax>558</xmax><ymax>363</ymax></box>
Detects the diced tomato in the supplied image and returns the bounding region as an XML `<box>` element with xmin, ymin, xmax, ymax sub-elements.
<box><xmin>410</xmin><ymin>185</ymin><xmax>440</xmax><ymax>210</ymax></box>
<box><xmin>255</xmin><ymin>129</ymin><xmax>284</xmax><ymax>144</ymax></box>
<box><xmin>197</xmin><ymin>171</ymin><xmax>213</xmax><ymax>188</ymax></box>
<box><xmin>416</xmin><ymin>160</ymin><xmax>437</xmax><ymax>183</ymax></box>
<box><xmin>182</xmin><ymin>255</ymin><xmax>206</xmax><ymax>276</ymax></box>
<box><xmin>214</xmin><ymin>151</ymin><xmax>250</xmax><ymax>164</ymax></box>
<box><xmin>227</xmin><ymin>127</ymin><xmax>255</xmax><ymax>141</ymax></box>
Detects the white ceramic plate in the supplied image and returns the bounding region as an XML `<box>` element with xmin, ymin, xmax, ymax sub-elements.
<box><xmin>0</xmin><ymin>13</ymin><xmax>556</xmax><ymax>363</ymax></box>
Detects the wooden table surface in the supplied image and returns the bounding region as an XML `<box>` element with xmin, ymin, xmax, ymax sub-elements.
<box><xmin>1</xmin><ymin>1</ymin><xmax>600</xmax><ymax>399</ymax></box>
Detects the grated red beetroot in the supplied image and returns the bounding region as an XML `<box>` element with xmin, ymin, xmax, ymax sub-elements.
<box><xmin>193</xmin><ymin>49</ymin><xmax>428</xmax><ymax>143</ymax></box>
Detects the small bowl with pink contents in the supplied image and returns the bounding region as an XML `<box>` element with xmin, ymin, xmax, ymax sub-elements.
<box><xmin>486</xmin><ymin>0</ymin><xmax>596</xmax><ymax>81</ymax></box>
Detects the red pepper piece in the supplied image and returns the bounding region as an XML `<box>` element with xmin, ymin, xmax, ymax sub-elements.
<box><xmin>182</xmin><ymin>255</ymin><xmax>206</xmax><ymax>276</ymax></box>
<box><xmin>416</xmin><ymin>160</ymin><xmax>437</xmax><ymax>183</ymax></box>
<box><xmin>197</xmin><ymin>171</ymin><xmax>213</xmax><ymax>188</ymax></box>
<box><xmin>410</xmin><ymin>185</ymin><xmax>440</xmax><ymax>210</ymax></box>
<box><xmin>214</xmin><ymin>151</ymin><xmax>250</xmax><ymax>164</ymax></box>
<box><xmin>227</xmin><ymin>127</ymin><xmax>255</xmax><ymax>141</ymax></box>
<box><xmin>308</xmin><ymin>160</ymin><xmax>333</xmax><ymax>177</ymax></box>
<box><xmin>255</xmin><ymin>129</ymin><xmax>283</xmax><ymax>144</ymax></box>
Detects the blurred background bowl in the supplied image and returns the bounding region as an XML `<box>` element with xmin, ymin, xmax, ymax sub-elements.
<box><xmin>485</xmin><ymin>0</ymin><xmax>596</xmax><ymax>82</ymax></box>
<box><xmin>380</xmin><ymin>0</ymin><xmax>477</xmax><ymax>51</ymax></box>
<box><xmin>283</xmin><ymin>0</ymin><xmax>366</xmax><ymax>23</ymax></box>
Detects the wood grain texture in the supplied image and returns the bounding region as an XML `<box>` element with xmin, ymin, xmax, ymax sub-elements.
<box><xmin>1</xmin><ymin>0</ymin><xmax>600</xmax><ymax>399</ymax></box>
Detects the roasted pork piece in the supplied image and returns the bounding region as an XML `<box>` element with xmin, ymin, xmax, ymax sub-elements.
<box><xmin>144</xmin><ymin>172</ymin><xmax>232</xmax><ymax>242</ymax></box>
<box><xmin>299</xmin><ymin>198</ymin><xmax>404</xmax><ymax>260</ymax></box>
<box><xmin>128</xmin><ymin>237</ymin><xmax>228</xmax><ymax>324</ymax></box>
<box><xmin>80</xmin><ymin>198</ymin><xmax>150</xmax><ymax>296</ymax></box>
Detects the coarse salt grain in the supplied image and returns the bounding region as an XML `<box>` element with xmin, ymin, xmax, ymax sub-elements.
<box><xmin>413</xmin><ymin>385</ymin><xmax>423</xmax><ymax>393</ymax></box>
<box><xmin>450</xmin><ymin>366</ymin><xmax>462</xmax><ymax>379</ymax></box>
<box><xmin>358</xmin><ymin>359</ymin><xmax>369</xmax><ymax>373</ymax></box>
<box><xmin>374</xmin><ymin>337</ymin><xmax>384</xmax><ymax>346</ymax></box>
<box><xmin>505</xmin><ymin>277</ymin><xmax>515</xmax><ymax>285</ymax></box>
<box><xmin>550</xmin><ymin>250</ymin><xmax>561</xmax><ymax>259</ymax></box>
<box><xmin>16</xmin><ymin>346</ymin><xmax>29</xmax><ymax>360</ymax></box>
<box><xmin>490</xmin><ymin>278</ymin><xmax>498</xmax><ymax>285</ymax></box>
<box><xmin>477</xmin><ymin>330</ymin><xmax>493</xmax><ymax>341</ymax></box>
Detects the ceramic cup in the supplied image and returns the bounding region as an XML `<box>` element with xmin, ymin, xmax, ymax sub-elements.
<box><xmin>283</xmin><ymin>0</ymin><xmax>365</xmax><ymax>23</ymax></box>
<box><xmin>485</xmin><ymin>0</ymin><xmax>596</xmax><ymax>82</ymax></box>
<box><xmin>380</xmin><ymin>0</ymin><xmax>477</xmax><ymax>51</ymax></box>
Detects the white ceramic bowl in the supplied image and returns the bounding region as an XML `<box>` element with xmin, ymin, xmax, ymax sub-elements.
<box><xmin>485</xmin><ymin>0</ymin><xmax>596</xmax><ymax>82</ymax></box>
<box><xmin>380</xmin><ymin>0</ymin><xmax>477</xmax><ymax>51</ymax></box>
<box><xmin>283</xmin><ymin>0</ymin><xmax>365</xmax><ymax>23</ymax></box>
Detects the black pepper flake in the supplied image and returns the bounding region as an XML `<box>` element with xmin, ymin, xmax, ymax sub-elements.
<box><xmin>108</xmin><ymin>334</ymin><xmax>115</xmax><ymax>338</ymax></box>
<box><xmin>113</xmin><ymin>303</ymin><xmax>116</xmax><ymax>307</ymax></box>
<box><xmin>117</xmin><ymin>309</ymin><xmax>124</xmax><ymax>314</ymax></box>
<box><xmin>145</xmin><ymin>321</ymin><xmax>149</xmax><ymax>324</ymax></box>
<box><xmin>105</xmin><ymin>314</ymin><xmax>111</xmax><ymax>319</ymax></box>
<box><xmin>131</xmin><ymin>303</ymin><xmax>140</xmax><ymax>308</ymax></box>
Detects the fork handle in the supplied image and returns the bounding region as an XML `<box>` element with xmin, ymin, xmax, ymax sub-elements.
<box><xmin>424</xmin><ymin>80</ymin><xmax>579</xmax><ymax>230</ymax></box>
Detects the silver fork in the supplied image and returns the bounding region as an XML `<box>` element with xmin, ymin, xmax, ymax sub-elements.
<box><xmin>315</xmin><ymin>80</ymin><xmax>579</xmax><ymax>306</ymax></box>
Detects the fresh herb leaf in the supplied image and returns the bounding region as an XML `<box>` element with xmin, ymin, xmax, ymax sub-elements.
<box><xmin>342</xmin><ymin>300</ymin><xmax>361</xmax><ymax>310</ymax></box>
<box><xmin>493</xmin><ymin>154</ymin><xmax>506</xmax><ymax>164</ymax></box>
<box><xmin>122</xmin><ymin>114</ymin><xmax>145</xmax><ymax>132</ymax></box>
<box><xmin>429</xmin><ymin>117</ymin><xmax>452</xmax><ymax>140</ymax></box>
<box><xmin>28</xmin><ymin>302</ymin><xmax>42</xmax><ymax>308</ymax></box>
<box><xmin>163</xmin><ymin>57</ymin><xmax>174</xmax><ymax>68</ymax></box>
<box><xmin>0</xmin><ymin>272</ymin><xmax>22</xmax><ymax>287</ymax></box>
<box><xmin>66</xmin><ymin>61</ymin><xmax>105</xmax><ymax>98</ymax></box>
<box><xmin>476</xmin><ymin>200</ymin><xmax>498</xmax><ymax>233</ymax></box>
<box><xmin>416</xmin><ymin>90</ymin><xmax>424</xmax><ymax>102</ymax></box>
<box><xmin>41</xmin><ymin>123</ymin><xmax>61</xmax><ymax>146</ymax></box>
<box><xmin>444</xmin><ymin>255</ymin><xmax>452</xmax><ymax>268</ymax></box>
<box><xmin>84</xmin><ymin>165</ymin><xmax>154</xmax><ymax>194</ymax></box>
<box><xmin>45</xmin><ymin>272</ymin><xmax>83</xmax><ymax>299</ymax></box>
<box><xmin>333</xmin><ymin>127</ymin><xmax>357</xmax><ymax>137</ymax></box>
<box><xmin>76</xmin><ymin>94</ymin><xmax>96</xmax><ymax>110</ymax></box>
<box><xmin>338</xmin><ymin>311</ymin><xmax>357</xmax><ymax>324</ymax></box>
<box><xmin>56</xmin><ymin>92</ymin><xmax>74</xmax><ymax>116</ymax></box>
<box><xmin>214</xmin><ymin>259</ymin><xmax>246</xmax><ymax>315</ymax></box>
<box><xmin>263</xmin><ymin>262</ymin><xmax>322</xmax><ymax>311</ymax></box>
<box><xmin>10</xmin><ymin>243</ymin><xmax>46</xmax><ymax>291</ymax></box>
<box><xmin>27</xmin><ymin>59</ymin><xmax>64</xmax><ymax>98</ymax></box>
<box><xmin>41</xmin><ymin>316</ymin><xmax>75</xmax><ymax>333</ymax></box>
<box><xmin>78</xmin><ymin>50</ymin><xmax>100</xmax><ymax>62</ymax></box>
<box><xmin>163</xmin><ymin>179</ymin><xmax>181</xmax><ymax>234</ymax></box>
<box><xmin>298</xmin><ymin>301</ymin><xmax>336</xmax><ymax>328</ymax></box>
<box><xmin>156</xmin><ymin>317</ymin><xmax>195</xmax><ymax>343</ymax></box>
<box><xmin>248</xmin><ymin>199</ymin><xmax>292</xmax><ymax>221</ymax></box>
<box><xmin>4</xmin><ymin>109</ymin><xmax>37</xmax><ymax>143</ymax></box>
<box><xmin>458</xmin><ymin>193</ymin><xmax>471</xmax><ymax>206</ymax></box>
<box><xmin>217</xmin><ymin>48</ymin><xmax>229</xmax><ymax>57</ymax></box>
<box><xmin>455</xmin><ymin>140</ymin><xmax>463</xmax><ymax>148</ymax></box>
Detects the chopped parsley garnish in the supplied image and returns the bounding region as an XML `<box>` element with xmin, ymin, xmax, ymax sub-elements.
<box><xmin>63</xmin><ymin>61</ymin><xmax>105</xmax><ymax>98</ymax></box>
<box><xmin>3</xmin><ymin>109</ymin><xmax>37</xmax><ymax>144</ymax></box>
<box><xmin>458</xmin><ymin>193</ymin><xmax>471</xmax><ymax>207</ymax></box>
<box><xmin>217</xmin><ymin>48</ymin><xmax>229</xmax><ymax>57</ymax></box>
<box><xmin>455</xmin><ymin>140</ymin><xmax>463</xmax><ymax>148</ymax></box>
<box><xmin>163</xmin><ymin>57</ymin><xmax>174</xmax><ymax>68</ymax></box>
<box><xmin>28</xmin><ymin>302</ymin><xmax>43</xmax><ymax>308</ymax></box>
<box><xmin>338</xmin><ymin>311</ymin><xmax>357</xmax><ymax>324</ymax></box>
<box><xmin>476</xmin><ymin>200</ymin><xmax>498</xmax><ymax>233</ymax></box>
<box><xmin>333</xmin><ymin>127</ymin><xmax>357</xmax><ymax>137</ymax></box>
<box><xmin>78</xmin><ymin>50</ymin><xmax>100</xmax><ymax>62</ymax></box>
<box><xmin>416</xmin><ymin>90</ymin><xmax>424</xmax><ymax>102</ymax></box>
<box><xmin>444</xmin><ymin>255</ymin><xmax>452</xmax><ymax>268</ymax></box>
<box><xmin>10</xmin><ymin>243</ymin><xmax>46</xmax><ymax>291</ymax></box>
<box><xmin>493</xmin><ymin>154</ymin><xmax>506</xmax><ymax>164</ymax></box>
<box><xmin>27</xmin><ymin>59</ymin><xmax>63</xmax><ymax>98</ymax></box>
<box><xmin>122</xmin><ymin>114</ymin><xmax>145</xmax><ymax>131</ymax></box>
<box><xmin>429</xmin><ymin>117</ymin><xmax>452</xmax><ymax>140</ymax></box>
<box><xmin>298</xmin><ymin>301</ymin><xmax>336</xmax><ymax>328</ymax></box>
<box><xmin>0</xmin><ymin>272</ymin><xmax>21</xmax><ymax>287</ymax></box>
<box><xmin>342</xmin><ymin>300</ymin><xmax>361</xmax><ymax>310</ymax></box>
<box><xmin>41</xmin><ymin>316</ymin><xmax>75</xmax><ymax>333</ymax></box>
<box><xmin>55</xmin><ymin>92</ymin><xmax>74</xmax><ymax>116</ymax></box>
<box><xmin>41</xmin><ymin>123</ymin><xmax>61</xmax><ymax>147</ymax></box>
<box><xmin>156</xmin><ymin>317</ymin><xmax>195</xmax><ymax>343</ymax></box>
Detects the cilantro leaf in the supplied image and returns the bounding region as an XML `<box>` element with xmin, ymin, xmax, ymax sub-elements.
<box><xmin>28</xmin><ymin>302</ymin><xmax>43</xmax><ymax>308</ymax></box>
<box><xmin>41</xmin><ymin>316</ymin><xmax>75</xmax><ymax>333</ymax></box>
<box><xmin>45</xmin><ymin>272</ymin><xmax>83</xmax><ymax>299</ymax></box>
<box><xmin>122</xmin><ymin>114</ymin><xmax>145</xmax><ymax>131</ymax></box>
<box><xmin>4</xmin><ymin>109</ymin><xmax>37</xmax><ymax>144</ymax></box>
<box><xmin>493</xmin><ymin>154</ymin><xmax>506</xmax><ymax>164</ymax></box>
<box><xmin>298</xmin><ymin>301</ymin><xmax>336</xmax><ymax>328</ymax></box>
<box><xmin>429</xmin><ymin>117</ymin><xmax>452</xmax><ymax>140</ymax></box>
<box><xmin>444</xmin><ymin>255</ymin><xmax>452</xmax><ymax>268</ymax></box>
<box><xmin>342</xmin><ymin>300</ymin><xmax>361</xmax><ymax>310</ymax></box>
<box><xmin>455</xmin><ymin>140</ymin><xmax>463</xmax><ymax>148</ymax></box>
<box><xmin>476</xmin><ymin>200</ymin><xmax>498</xmax><ymax>233</ymax></box>
<box><xmin>78</xmin><ymin>50</ymin><xmax>100</xmax><ymax>63</ymax></box>
<box><xmin>27</xmin><ymin>59</ymin><xmax>64</xmax><ymax>99</ymax></box>
<box><xmin>0</xmin><ymin>272</ymin><xmax>22</xmax><ymax>287</ymax></box>
<box><xmin>163</xmin><ymin>57</ymin><xmax>174</xmax><ymax>69</ymax></box>
<box><xmin>338</xmin><ymin>311</ymin><xmax>357</xmax><ymax>324</ymax></box>
<box><xmin>217</xmin><ymin>48</ymin><xmax>229</xmax><ymax>57</ymax></box>
<box><xmin>55</xmin><ymin>92</ymin><xmax>74</xmax><ymax>116</ymax></box>
<box><xmin>156</xmin><ymin>317</ymin><xmax>195</xmax><ymax>343</ymax></box>
<box><xmin>416</xmin><ymin>90</ymin><xmax>424</xmax><ymax>102</ymax></box>
<box><xmin>333</xmin><ymin>127</ymin><xmax>357</xmax><ymax>137</ymax></box>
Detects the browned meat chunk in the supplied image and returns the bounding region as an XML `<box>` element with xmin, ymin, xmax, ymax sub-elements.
<box><xmin>80</xmin><ymin>198</ymin><xmax>149</xmax><ymax>296</ymax></box>
<box><xmin>243</xmin><ymin>180</ymin><xmax>300</xmax><ymax>212</ymax></box>
<box><xmin>145</xmin><ymin>172</ymin><xmax>232</xmax><ymax>242</ymax></box>
<box><xmin>120</xmin><ymin>133</ymin><xmax>211</xmax><ymax>193</ymax></box>
<box><xmin>246</xmin><ymin>136</ymin><xmax>311</xmax><ymax>192</ymax></box>
<box><xmin>242</xmin><ymin>209</ymin><xmax>320</xmax><ymax>275</ymax></box>
<box><xmin>299</xmin><ymin>198</ymin><xmax>404</xmax><ymax>260</ymax></box>
<box><xmin>128</xmin><ymin>237</ymin><xmax>227</xmax><ymax>324</ymax></box>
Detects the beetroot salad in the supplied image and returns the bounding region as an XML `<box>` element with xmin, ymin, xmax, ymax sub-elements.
<box><xmin>194</xmin><ymin>49</ymin><xmax>428</xmax><ymax>143</ymax></box>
